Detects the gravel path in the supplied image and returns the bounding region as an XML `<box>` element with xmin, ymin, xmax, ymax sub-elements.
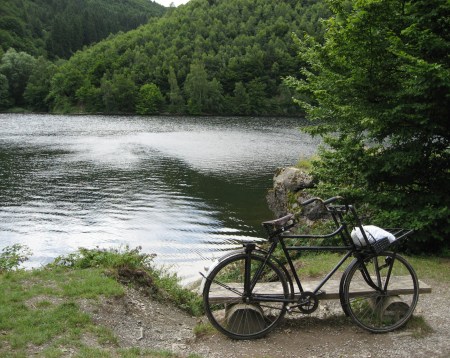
<box><xmin>188</xmin><ymin>279</ymin><xmax>449</xmax><ymax>357</ymax></box>
<box><xmin>83</xmin><ymin>278</ymin><xmax>449</xmax><ymax>357</ymax></box>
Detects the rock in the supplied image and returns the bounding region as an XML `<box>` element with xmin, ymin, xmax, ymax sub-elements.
<box><xmin>266</xmin><ymin>188</ymin><xmax>288</xmax><ymax>218</ymax></box>
<box><xmin>267</xmin><ymin>167</ymin><xmax>316</xmax><ymax>217</ymax></box>
<box><xmin>296</xmin><ymin>191</ymin><xmax>328</xmax><ymax>221</ymax></box>
<box><xmin>273</xmin><ymin>167</ymin><xmax>316</xmax><ymax>192</ymax></box>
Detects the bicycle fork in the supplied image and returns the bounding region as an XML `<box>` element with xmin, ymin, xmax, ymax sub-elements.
<box><xmin>359</xmin><ymin>253</ymin><xmax>397</xmax><ymax>293</ymax></box>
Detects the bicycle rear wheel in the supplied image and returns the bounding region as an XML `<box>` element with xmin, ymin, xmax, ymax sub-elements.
<box><xmin>203</xmin><ymin>253</ymin><xmax>289</xmax><ymax>340</ymax></box>
<box><xmin>342</xmin><ymin>252</ymin><xmax>419</xmax><ymax>333</ymax></box>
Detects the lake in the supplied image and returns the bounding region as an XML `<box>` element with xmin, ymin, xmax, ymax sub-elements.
<box><xmin>0</xmin><ymin>114</ymin><xmax>318</xmax><ymax>282</ymax></box>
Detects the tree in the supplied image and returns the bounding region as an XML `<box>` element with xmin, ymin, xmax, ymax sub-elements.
<box><xmin>0</xmin><ymin>74</ymin><xmax>10</xmax><ymax>109</ymax></box>
<box><xmin>47</xmin><ymin>64</ymin><xmax>85</xmax><ymax>112</ymax></box>
<box><xmin>167</xmin><ymin>66</ymin><xmax>184</xmax><ymax>113</ymax></box>
<box><xmin>247</xmin><ymin>78</ymin><xmax>267</xmax><ymax>115</ymax></box>
<box><xmin>204</xmin><ymin>78</ymin><xmax>224</xmax><ymax>114</ymax></box>
<box><xmin>230</xmin><ymin>81</ymin><xmax>250</xmax><ymax>115</ymax></box>
<box><xmin>184</xmin><ymin>60</ymin><xmax>209</xmax><ymax>115</ymax></box>
<box><xmin>101</xmin><ymin>72</ymin><xmax>137</xmax><ymax>113</ymax></box>
<box><xmin>0</xmin><ymin>48</ymin><xmax>37</xmax><ymax>106</ymax></box>
<box><xmin>43</xmin><ymin>0</ymin><xmax>327</xmax><ymax>115</ymax></box>
<box><xmin>136</xmin><ymin>83</ymin><xmax>164</xmax><ymax>114</ymax></box>
<box><xmin>286</xmin><ymin>0</ymin><xmax>450</xmax><ymax>252</ymax></box>
<box><xmin>75</xmin><ymin>79</ymin><xmax>103</xmax><ymax>113</ymax></box>
<box><xmin>24</xmin><ymin>57</ymin><xmax>56</xmax><ymax>111</ymax></box>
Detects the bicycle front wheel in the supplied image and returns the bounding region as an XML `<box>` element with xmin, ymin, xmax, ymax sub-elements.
<box><xmin>203</xmin><ymin>253</ymin><xmax>289</xmax><ymax>340</ymax></box>
<box><xmin>342</xmin><ymin>252</ymin><xmax>419</xmax><ymax>333</ymax></box>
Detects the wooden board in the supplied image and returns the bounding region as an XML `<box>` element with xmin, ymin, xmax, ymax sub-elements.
<box><xmin>207</xmin><ymin>277</ymin><xmax>432</xmax><ymax>304</ymax></box>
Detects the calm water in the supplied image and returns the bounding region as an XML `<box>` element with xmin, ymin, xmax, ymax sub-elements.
<box><xmin>0</xmin><ymin>114</ymin><xmax>318</xmax><ymax>281</ymax></box>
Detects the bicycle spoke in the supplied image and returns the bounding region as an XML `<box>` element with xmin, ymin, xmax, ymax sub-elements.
<box><xmin>342</xmin><ymin>253</ymin><xmax>419</xmax><ymax>332</ymax></box>
<box><xmin>203</xmin><ymin>253</ymin><xmax>288</xmax><ymax>340</ymax></box>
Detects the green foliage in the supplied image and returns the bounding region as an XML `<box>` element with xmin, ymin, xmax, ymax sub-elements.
<box><xmin>137</xmin><ymin>83</ymin><xmax>164</xmax><ymax>114</ymax></box>
<box><xmin>0</xmin><ymin>262</ymin><xmax>123</xmax><ymax>355</ymax></box>
<box><xmin>23</xmin><ymin>57</ymin><xmax>57</xmax><ymax>111</ymax></box>
<box><xmin>51</xmin><ymin>246</ymin><xmax>204</xmax><ymax>316</ymax></box>
<box><xmin>184</xmin><ymin>60</ymin><xmax>224</xmax><ymax>115</ymax></box>
<box><xmin>0</xmin><ymin>0</ymin><xmax>166</xmax><ymax>59</ymax></box>
<box><xmin>193</xmin><ymin>322</ymin><xmax>215</xmax><ymax>337</ymax></box>
<box><xmin>230</xmin><ymin>82</ymin><xmax>251</xmax><ymax>115</ymax></box>
<box><xmin>101</xmin><ymin>72</ymin><xmax>137</xmax><ymax>113</ymax></box>
<box><xmin>0</xmin><ymin>73</ymin><xmax>10</xmax><ymax>109</ymax></box>
<box><xmin>151</xmin><ymin>267</ymin><xmax>204</xmax><ymax>316</ymax></box>
<box><xmin>46</xmin><ymin>0</ymin><xmax>331</xmax><ymax>115</ymax></box>
<box><xmin>0</xmin><ymin>244</ymin><xmax>31</xmax><ymax>272</ymax></box>
<box><xmin>0</xmin><ymin>48</ymin><xmax>37</xmax><ymax>106</ymax></box>
<box><xmin>167</xmin><ymin>66</ymin><xmax>185</xmax><ymax>113</ymax></box>
<box><xmin>51</xmin><ymin>246</ymin><xmax>155</xmax><ymax>271</ymax></box>
<box><xmin>287</xmin><ymin>0</ymin><xmax>450</xmax><ymax>253</ymax></box>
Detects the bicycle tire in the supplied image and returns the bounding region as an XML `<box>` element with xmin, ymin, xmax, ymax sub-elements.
<box><xmin>341</xmin><ymin>252</ymin><xmax>419</xmax><ymax>333</ymax></box>
<box><xmin>203</xmin><ymin>253</ymin><xmax>289</xmax><ymax>339</ymax></box>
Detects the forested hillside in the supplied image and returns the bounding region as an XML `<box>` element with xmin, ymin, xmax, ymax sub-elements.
<box><xmin>0</xmin><ymin>0</ymin><xmax>166</xmax><ymax>59</ymax></box>
<box><xmin>46</xmin><ymin>0</ymin><xmax>330</xmax><ymax>115</ymax></box>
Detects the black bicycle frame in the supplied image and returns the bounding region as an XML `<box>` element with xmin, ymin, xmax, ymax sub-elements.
<box><xmin>242</xmin><ymin>202</ymin><xmax>401</xmax><ymax>302</ymax></box>
<box><xmin>279</xmin><ymin>239</ymin><xmax>354</xmax><ymax>298</ymax></box>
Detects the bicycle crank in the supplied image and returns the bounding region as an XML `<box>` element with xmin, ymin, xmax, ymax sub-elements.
<box><xmin>288</xmin><ymin>291</ymin><xmax>319</xmax><ymax>314</ymax></box>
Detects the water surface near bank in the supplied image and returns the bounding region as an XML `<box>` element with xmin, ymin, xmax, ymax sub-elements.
<box><xmin>0</xmin><ymin>114</ymin><xmax>319</xmax><ymax>281</ymax></box>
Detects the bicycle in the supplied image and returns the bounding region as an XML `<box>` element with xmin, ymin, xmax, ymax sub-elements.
<box><xmin>200</xmin><ymin>196</ymin><xmax>420</xmax><ymax>340</ymax></box>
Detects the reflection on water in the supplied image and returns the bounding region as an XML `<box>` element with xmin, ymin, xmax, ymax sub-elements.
<box><xmin>0</xmin><ymin>114</ymin><xmax>318</xmax><ymax>282</ymax></box>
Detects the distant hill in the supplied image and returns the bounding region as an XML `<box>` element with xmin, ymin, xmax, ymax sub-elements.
<box><xmin>0</xmin><ymin>0</ymin><xmax>166</xmax><ymax>59</ymax></box>
<box><xmin>48</xmin><ymin>0</ymin><xmax>331</xmax><ymax>115</ymax></box>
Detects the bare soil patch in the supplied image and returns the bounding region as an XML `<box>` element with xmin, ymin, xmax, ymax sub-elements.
<box><xmin>79</xmin><ymin>279</ymin><xmax>449</xmax><ymax>357</ymax></box>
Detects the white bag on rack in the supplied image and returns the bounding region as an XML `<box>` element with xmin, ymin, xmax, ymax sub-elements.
<box><xmin>351</xmin><ymin>225</ymin><xmax>396</xmax><ymax>247</ymax></box>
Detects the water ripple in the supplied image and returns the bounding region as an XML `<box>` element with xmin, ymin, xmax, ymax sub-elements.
<box><xmin>0</xmin><ymin>114</ymin><xmax>318</xmax><ymax>282</ymax></box>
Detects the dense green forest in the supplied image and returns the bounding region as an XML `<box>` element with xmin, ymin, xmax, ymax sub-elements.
<box><xmin>0</xmin><ymin>0</ymin><xmax>166</xmax><ymax>59</ymax></box>
<box><xmin>0</xmin><ymin>0</ymin><xmax>331</xmax><ymax>114</ymax></box>
<box><xmin>288</xmin><ymin>0</ymin><xmax>449</xmax><ymax>253</ymax></box>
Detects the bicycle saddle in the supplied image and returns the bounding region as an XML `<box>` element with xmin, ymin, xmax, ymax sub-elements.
<box><xmin>262</xmin><ymin>213</ymin><xmax>294</xmax><ymax>228</ymax></box>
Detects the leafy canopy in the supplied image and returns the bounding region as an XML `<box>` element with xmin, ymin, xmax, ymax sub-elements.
<box><xmin>287</xmin><ymin>0</ymin><xmax>450</xmax><ymax>253</ymax></box>
<box><xmin>45</xmin><ymin>0</ymin><xmax>331</xmax><ymax>115</ymax></box>
<box><xmin>0</xmin><ymin>0</ymin><xmax>166</xmax><ymax>58</ymax></box>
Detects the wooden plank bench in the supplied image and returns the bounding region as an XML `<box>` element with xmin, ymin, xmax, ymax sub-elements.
<box><xmin>208</xmin><ymin>277</ymin><xmax>432</xmax><ymax>303</ymax></box>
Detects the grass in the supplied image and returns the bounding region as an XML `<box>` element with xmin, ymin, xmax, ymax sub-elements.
<box><xmin>293</xmin><ymin>252</ymin><xmax>350</xmax><ymax>278</ymax></box>
<box><xmin>0</xmin><ymin>244</ymin><xmax>446</xmax><ymax>355</ymax></box>
<box><xmin>405</xmin><ymin>316</ymin><xmax>435</xmax><ymax>338</ymax></box>
<box><xmin>150</xmin><ymin>266</ymin><xmax>203</xmax><ymax>317</ymax></box>
<box><xmin>193</xmin><ymin>322</ymin><xmax>216</xmax><ymax>338</ymax></box>
<box><xmin>288</xmin><ymin>251</ymin><xmax>450</xmax><ymax>284</ymax></box>
<box><xmin>0</xmin><ymin>268</ymin><xmax>122</xmax><ymax>356</ymax></box>
<box><xmin>295</xmin><ymin>155</ymin><xmax>319</xmax><ymax>172</ymax></box>
<box><xmin>402</xmin><ymin>255</ymin><xmax>450</xmax><ymax>283</ymax></box>
<box><xmin>0</xmin><ymin>245</ymin><xmax>203</xmax><ymax>357</ymax></box>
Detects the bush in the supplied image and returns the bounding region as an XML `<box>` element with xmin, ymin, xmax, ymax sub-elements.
<box><xmin>0</xmin><ymin>244</ymin><xmax>31</xmax><ymax>272</ymax></box>
<box><xmin>50</xmin><ymin>246</ymin><xmax>204</xmax><ymax>316</ymax></box>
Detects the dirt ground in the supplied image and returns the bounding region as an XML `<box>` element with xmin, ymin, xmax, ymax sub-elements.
<box><xmin>81</xmin><ymin>278</ymin><xmax>449</xmax><ymax>358</ymax></box>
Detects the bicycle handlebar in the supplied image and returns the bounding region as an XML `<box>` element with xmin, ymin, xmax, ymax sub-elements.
<box><xmin>301</xmin><ymin>196</ymin><xmax>345</xmax><ymax>206</ymax></box>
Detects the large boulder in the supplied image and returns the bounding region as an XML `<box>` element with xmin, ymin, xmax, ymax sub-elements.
<box><xmin>266</xmin><ymin>167</ymin><xmax>328</xmax><ymax>222</ymax></box>
<box><xmin>273</xmin><ymin>167</ymin><xmax>315</xmax><ymax>192</ymax></box>
<box><xmin>266</xmin><ymin>167</ymin><xmax>315</xmax><ymax>218</ymax></box>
